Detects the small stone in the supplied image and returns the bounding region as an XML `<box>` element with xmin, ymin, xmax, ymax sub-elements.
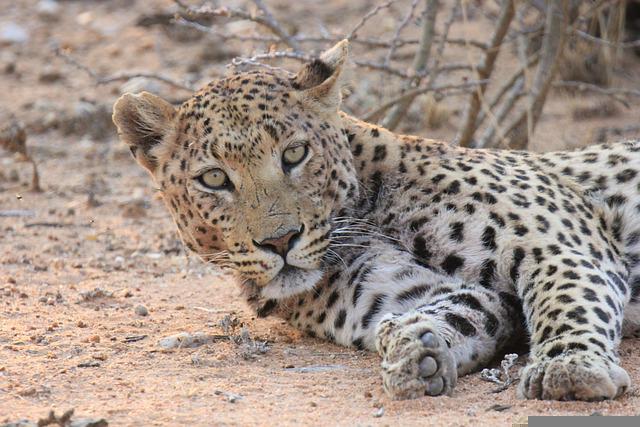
<box><xmin>135</xmin><ymin>304</ymin><xmax>149</xmax><ymax>316</ymax></box>
<box><xmin>309</xmin><ymin>401</ymin><xmax>317</xmax><ymax>407</ymax></box>
<box><xmin>373</xmin><ymin>407</ymin><xmax>385</xmax><ymax>418</ymax></box>
<box><xmin>7</xmin><ymin>277</ymin><xmax>16</xmax><ymax>284</ymax></box>
<box><xmin>37</xmin><ymin>0</ymin><xmax>60</xmax><ymax>21</ymax></box>
<box><xmin>364</xmin><ymin>390</ymin><xmax>373</xmax><ymax>398</ymax></box>
<box><xmin>158</xmin><ymin>332</ymin><xmax>214</xmax><ymax>349</ymax></box>
<box><xmin>89</xmin><ymin>335</ymin><xmax>100</xmax><ymax>343</ymax></box>
<box><xmin>18</xmin><ymin>386</ymin><xmax>37</xmax><ymax>396</ymax></box>
<box><xmin>77</xmin><ymin>320</ymin><xmax>87</xmax><ymax>328</ymax></box>
<box><xmin>39</xmin><ymin>65</ymin><xmax>63</xmax><ymax>83</ymax></box>
<box><xmin>0</xmin><ymin>22</ymin><xmax>29</xmax><ymax>44</ymax></box>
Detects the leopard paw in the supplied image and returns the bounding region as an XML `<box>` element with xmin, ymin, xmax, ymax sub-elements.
<box><xmin>376</xmin><ymin>313</ymin><xmax>457</xmax><ymax>400</ymax></box>
<box><xmin>519</xmin><ymin>352</ymin><xmax>630</xmax><ymax>401</ymax></box>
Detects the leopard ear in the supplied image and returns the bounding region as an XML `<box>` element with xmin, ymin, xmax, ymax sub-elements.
<box><xmin>112</xmin><ymin>92</ymin><xmax>176</xmax><ymax>173</ymax></box>
<box><xmin>294</xmin><ymin>39</ymin><xmax>352</xmax><ymax>111</ymax></box>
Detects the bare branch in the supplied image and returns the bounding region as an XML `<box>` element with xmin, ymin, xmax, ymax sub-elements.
<box><xmin>475</xmin><ymin>53</ymin><xmax>539</xmax><ymax>130</ymax></box>
<box><xmin>229</xmin><ymin>51</ymin><xmax>311</xmax><ymax>74</ymax></box>
<box><xmin>455</xmin><ymin>0</ymin><xmax>515</xmax><ymax>147</ymax></box>
<box><xmin>175</xmin><ymin>1</ymin><xmax>301</xmax><ymax>52</ymax></box>
<box><xmin>174</xmin><ymin>15</ymin><xmax>486</xmax><ymax>50</ymax></box>
<box><xmin>573</xmin><ymin>29</ymin><xmax>640</xmax><ymax>49</ymax></box>
<box><xmin>250</xmin><ymin>0</ymin><xmax>302</xmax><ymax>51</ymax></box>
<box><xmin>554</xmin><ymin>80</ymin><xmax>640</xmax><ymax>107</ymax></box>
<box><xmin>499</xmin><ymin>0</ymin><xmax>569</xmax><ymax>149</ymax></box>
<box><xmin>381</xmin><ymin>0</ymin><xmax>439</xmax><ymax>130</ymax></box>
<box><xmin>55</xmin><ymin>47</ymin><xmax>195</xmax><ymax>91</ymax></box>
<box><xmin>363</xmin><ymin>79</ymin><xmax>489</xmax><ymax>122</ymax></box>
<box><xmin>354</xmin><ymin>60</ymin><xmax>470</xmax><ymax>78</ymax></box>
<box><xmin>347</xmin><ymin>0</ymin><xmax>398</xmax><ymax>40</ymax></box>
<box><xmin>384</xmin><ymin>0</ymin><xmax>421</xmax><ymax>65</ymax></box>
<box><xmin>476</xmin><ymin>77</ymin><xmax>525</xmax><ymax>148</ymax></box>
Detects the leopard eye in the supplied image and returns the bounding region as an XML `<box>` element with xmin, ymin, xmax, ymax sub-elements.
<box><xmin>197</xmin><ymin>168</ymin><xmax>231</xmax><ymax>190</ymax></box>
<box><xmin>282</xmin><ymin>144</ymin><xmax>308</xmax><ymax>169</ymax></box>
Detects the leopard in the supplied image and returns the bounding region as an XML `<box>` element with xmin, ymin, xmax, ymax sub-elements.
<box><xmin>112</xmin><ymin>40</ymin><xmax>640</xmax><ymax>401</ymax></box>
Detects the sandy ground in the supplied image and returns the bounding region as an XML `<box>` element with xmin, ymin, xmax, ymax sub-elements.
<box><xmin>2</xmin><ymin>1</ymin><xmax>640</xmax><ymax>426</ymax></box>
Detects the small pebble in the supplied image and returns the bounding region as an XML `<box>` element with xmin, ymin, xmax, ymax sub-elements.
<box><xmin>373</xmin><ymin>407</ymin><xmax>385</xmax><ymax>418</ymax></box>
<box><xmin>158</xmin><ymin>332</ymin><xmax>212</xmax><ymax>349</ymax></box>
<box><xmin>135</xmin><ymin>304</ymin><xmax>149</xmax><ymax>316</ymax></box>
<box><xmin>89</xmin><ymin>335</ymin><xmax>100</xmax><ymax>343</ymax></box>
<box><xmin>76</xmin><ymin>320</ymin><xmax>87</xmax><ymax>328</ymax></box>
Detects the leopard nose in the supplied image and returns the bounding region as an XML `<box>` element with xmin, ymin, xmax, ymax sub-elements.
<box><xmin>254</xmin><ymin>226</ymin><xmax>303</xmax><ymax>258</ymax></box>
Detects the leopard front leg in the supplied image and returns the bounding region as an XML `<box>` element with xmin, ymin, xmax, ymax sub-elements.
<box><xmin>518</xmin><ymin>255</ymin><xmax>631</xmax><ymax>401</ymax></box>
<box><xmin>375</xmin><ymin>285</ymin><xmax>518</xmax><ymax>400</ymax></box>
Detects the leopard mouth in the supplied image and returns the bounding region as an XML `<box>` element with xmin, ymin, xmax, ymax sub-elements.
<box><xmin>260</xmin><ymin>263</ymin><xmax>324</xmax><ymax>300</ymax></box>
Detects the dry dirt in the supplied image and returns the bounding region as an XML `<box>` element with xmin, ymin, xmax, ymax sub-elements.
<box><xmin>2</xmin><ymin>1</ymin><xmax>640</xmax><ymax>426</ymax></box>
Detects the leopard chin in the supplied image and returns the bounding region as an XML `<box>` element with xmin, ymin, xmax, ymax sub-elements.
<box><xmin>260</xmin><ymin>265</ymin><xmax>324</xmax><ymax>300</ymax></box>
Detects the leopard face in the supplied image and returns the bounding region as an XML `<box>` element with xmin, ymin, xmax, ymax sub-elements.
<box><xmin>113</xmin><ymin>41</ymin><xmax>357</xmax><ymax>299</ymax></box>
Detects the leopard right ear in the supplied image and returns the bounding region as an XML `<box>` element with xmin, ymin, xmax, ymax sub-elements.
<box><xmin>294</xmin><ymin>39</ymin><xmax>352</xmax><ymax>111</ymax></box>
<box><xmin>112</xmin><ymin>92</ymin><xmax>176</xmax><ymax>173</ymax></box>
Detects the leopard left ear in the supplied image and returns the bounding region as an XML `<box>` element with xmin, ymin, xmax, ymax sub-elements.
<box><xmin>294</xmin><ymin>39</ymin><xmax>351</xmax><ymax>111</ymax></box>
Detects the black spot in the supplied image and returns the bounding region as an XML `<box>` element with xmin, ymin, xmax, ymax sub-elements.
<box><xmin>352</xmin><ymin>337</ymin><xmax>365</xmax><ymax>350</ymax></box>
<box><xmin>514</xmin><ymin>224</ymin><xmax>529</xmax><ymax>237</ymax></box>
<box><xmin>563</xmin><ymin>271</ymin><xmax>580</xmax><ymax>280</ymax></box>
<box><xmin>606</xmin><ymin>194</ymin><xmax>627</xmax><ymax>207</ymax></box>
<box><xmin>445</xmin><ymin>313</ymin><xmax>476</xmax><ymax>336</ymax></box>
<box><xmin>450</xmin><ymin>293</ymin><xmax>484</xmax><ymax>311</ymax></box>
<box><xmin>449</xmin><ymin>222</ymin><xmax>465</xmax><ymax>242</ymax></box>
<box><xmin>510</xmin><ymin>247</ymin><xmax>526</xmax><ymax>282</ymax></box>
<box><xmin>413</xmin><ymin>235</ymin><xmax>432</xmax><ymax>264</ymax></box>
<box><xmin>583</xmin><ymin>288</ymin><xmax>599</xmax><ymax>302</ymax></box>
<box><xmin>257</xmin><ymin>299</ymin><xmax>278</xmax><ymax>318</ymax></box>
<box><xmin>352</xmin><ymin>283</ymin><xmax>363</xmax><ymax>306</ymax></box>
<box><xmin>431</xmin><ymin>174</ymin><xmax>446</xmax><ymax>184</ymax></box>
<box><xmin>479</xmin><ymin>259</ymin><xmax>496</xmax><ymax>288</ymax></box>
<box><xmin>334</xmin><ymin>309</ymin><xmax>347</xmax><ymax>329</ymax></box>
<box><xmin>489</xmin><ymin>212</ymin><xmax>506</xmax><ymax>228</ymax></box>
<box><xmin>547</xmin><ymin>344</ymin><xmax>565</xmax><ymax>358</ymax></box>
<box><xmin>441</xmin><ymin>254</ymin><xmax>465</xmax><ymax>275</ymax></box>
<box><xmin>396</xmin><ymin>284</ymin><xmax>430</xmax><ymax>303</ymax></box>
<box><xmin>484</xmin><ymin>312</ymin><xmax>499</xmax><ymax>336</ymax></box>
<box><xmin>372</xmin><ymin>145</ymin><xmax>387</xmax><ymax>162</ymax></box>
<box><xmin>482</xmin><ymin>226</ymin><xmax>497</xmax><ymax>250</ymax></box>
<box><xmin>371</xmin><ymin>128</ymin><xmax>380</xmax><ymax>137</ymax></box>
<box><xmin>615</xmin><ymin>168</ymin><xmax>637</xmax><ymax>183</ymax></box>
<box><xmin>593</xmin><ymin>307</ymin><xmax>610</xmax><ymax>323</ymax></box>
<box><xmin>444</xmin><ymin>180</ymin><xmax>461</xmax><ymax>195</ymax></box>
<box><xmin>362</xmin><ymin>294</ymin><xmax>386</xmax><ymax>329</ymax></box>
<box><xmin>410</xmin><ymin>217</ymin><xmax>429</xmax><ymax>232</ymax></box>
<box><xmin>326</xmin><ymin>290</ymin><xmax>340</xmax><ymax>309</ymax></box>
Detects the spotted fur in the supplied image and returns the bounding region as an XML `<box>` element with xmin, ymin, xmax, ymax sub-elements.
<box><xmin>113</xmin><ymin>41</ymin><xmax>640</xmax><ymax>401</ymax></box>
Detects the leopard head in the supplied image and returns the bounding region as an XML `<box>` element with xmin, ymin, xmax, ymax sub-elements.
<box><xmin>112</xmin><ymin>41</ymin><xmax>358</xmax><ymax>302</ymax></box>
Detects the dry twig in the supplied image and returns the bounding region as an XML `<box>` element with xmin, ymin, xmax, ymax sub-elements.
<box><xmin>456</xmin><ymin>0</ymin><xmax>515</xmax><ymax>147</ymax></box>
<box><xmin>381</xmin><ymin>0</ymin><xmax>439</xmax><ymax>130</ymax></box>
<box><xmin>55</xmin><ymin>47</ymin><xmax>195</xmax><ymax>91</ymax></box>
<box><xmin>499</xmin><ymin>0</ymin><xmax>569</xmax><ymax>149</ymax></box>
<box><xmin>363</xmin><ymin>79</ymin><xmax>488</xmax><ymax>122</ymax></box>
<box><xmin>347</xmin><ymin>0</ymin><xmax>398</xmax><ymax>40</ymax></box>
<box><xmin>554</xmin><ymin>80</ymin><xmax>640</xmax><ymax>108</ymax></box>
